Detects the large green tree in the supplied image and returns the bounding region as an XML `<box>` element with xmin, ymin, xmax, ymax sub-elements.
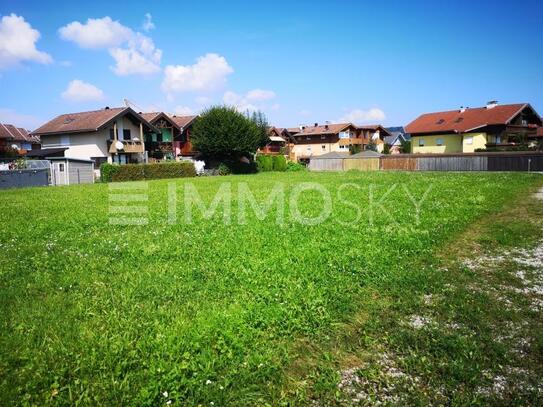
<box><xmin>191</xmin><ymin>106</ymin><xmax>267</xmax><ymax>158</ymax></box>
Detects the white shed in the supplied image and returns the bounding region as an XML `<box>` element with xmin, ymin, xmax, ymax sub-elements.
<box><xmin>48</xmin><ymin>157</ymin><xmax>95</xmax><ymax>186</ymax></box>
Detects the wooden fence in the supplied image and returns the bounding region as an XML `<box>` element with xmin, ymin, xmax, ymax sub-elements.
<box><xmin>309</xmin><ymin>152</ymin><xmax>543</xmax><ymax>172</ymax></box>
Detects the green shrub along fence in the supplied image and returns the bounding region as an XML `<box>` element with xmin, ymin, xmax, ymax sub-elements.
<box><xmin>100</xmin><ymin>162</ymin><xmax>196</xmax><ymax>182</ymax></box>
<box><xmin>256</xmin><ymin>154</ymin><xmax>287</xmax><ymax>172</ymax></box>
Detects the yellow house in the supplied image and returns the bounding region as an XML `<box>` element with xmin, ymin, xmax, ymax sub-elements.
<box><xmin>406</xmin><ymin>102</ymin><xmax>542</xmax><ymax>154</ymax></box>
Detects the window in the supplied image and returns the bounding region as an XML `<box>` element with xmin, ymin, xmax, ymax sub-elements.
<box><xmin>436</xmin><ymin>119</ymin><xmax>445</xmax><ymax>125</ymax></box>
<box><xmin>109</xmin><ymin>128</ymin><xmax>117</xmax><ymax>140</ymax></box>
<box><xmin>321</xmin><ymin>145</ymin><xmax>326</xmax><ymax>150</ymax></box>
<box><xmin>123</xmin><ymin>129</ymin><xmax>131</xmax><ymax>140</ymax></box>
<box><xmin>436</xmin><ymin>138</ymin><xmax>444</xmax><ymax>146</ymax></box>
<box><xmin>496</xmin><ymin>135</ymin><xmax>501</xmax><ymax>144</ymax></box>
<box><xmin>307</xmin><ymin>146</ymin><xmax>312</xmax><ymax>152</ymax></box>
<box><xmin>58</xmin><ymin>163</ymin><xmax>65</xmax><ymax>172</ymax></box>
<box><xmin>60</xmin><ymin>135</ymin><xmax>70</xmax><ymax>146</ymax></box>
<box><xmin>454</xmin><ymin>117</ymin><xmax>464</xmax><ymax>123</ymax></box>
<box><xmin>465</xmin><ymin>136</ymin><xmax>473</xmax><ymax>145</ymax></box>
<box><xmin>321</xmin><ymin>135</ymin><xmax>326</xmax><ymax>140</ymax></box>
<box><xmin>418</xmin><ymin>138</ymin><xmax>425</xmax><ymax>146</ymax></box>
<box><xmin>339</xmin><ymin>131</ymin><xmax>350</xmax><ymax>139</ymax></box>
<box><xmin>306</xmin><ymin>136</ymin><xmax>311</xmax><ymax>141</ymax></box>
<box><xmin>91</xmin><ymin>156</ymin><xmax>107</xmax><ymax>167</ymax></box>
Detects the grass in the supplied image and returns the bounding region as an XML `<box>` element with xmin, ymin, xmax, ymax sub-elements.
<box><xmin>0</xmin><ymin>171</ymin><xmax>542</xmax><ymax>405</ymax></box>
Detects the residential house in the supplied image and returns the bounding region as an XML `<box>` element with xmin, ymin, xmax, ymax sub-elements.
<box><xmin>170</xmin><ymin>115</ymin><xmax>198</xmax><ymax>157</ymax></box>
<box><xmin>32</xmin><ymin>107</ymin><xmax>158</xmax><ymax>166</ymax></box>
<box><xmin>406</xmin><ymin>102</ymin><xmax>542</xmax><ymax>154</ymax></box>
<box><xmin>384</xmin><ymin>126</ymin><xmax>411</xmax><ymax>154</ymax></box>
<box><xmin>0</xmin><ymin>123</ymin><xmax>40</xmax><ymax>153</ymax></box>
<box><xmin>260</xmin><ymin>127</ymin><xmax>287</xmax><ymax>154</ymax></box>
<box><xmin>290</xmin><ymin>122</ymin><xmax>390</xmax><ymax>161</ymax></box>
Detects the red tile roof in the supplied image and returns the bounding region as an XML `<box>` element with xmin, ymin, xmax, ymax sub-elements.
<box><xmin>170</xmin><ymin>115</ymin><xmax>198</xmax><ymax>129</ymax></box>
<box><xmin>32</xmin><ymin>107</ymin><xmax>127</xmax><ymax>135</ymax></box>
<box><xmin>293</xmin><ymin>123</ymin><xmax>352</xmax><ymax>136</ymax></box>
<box><xmin>0</xmin><ymin>123</ymin><xmax>36</xmax><ymax>142</ymax></box>
<box><xmin>405</xmin><ymin>103</ymin><xmax>534</xmax><ymax>135</ymax></box>
<box><xmin>32</xmin><ymin>107</ymin><xmax>157</xmax><ymax>136</ymax></box>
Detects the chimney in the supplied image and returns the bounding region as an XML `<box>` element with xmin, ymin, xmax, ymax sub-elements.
<box><xmin>325</xmin><ymin>124</ymin><xmax>329</xmax><ymax>130</ymax></box>
<box><xmin>314</xmin><ymin>122</ymin><xmax>318</xmax><ymax>127</ymax></box>
<box><xmin>486</xmin><ymin>100</ymin><xmax>498</xmax><ymax>109</ymax></box>
<box><xmin>104</xmin><ymin>106</ymin><xmax>110</xmax><ymax>110</ymax></box>
<box><xmin>459</xmin><ymin>106</ymin><xmax>466</xmax><ymax>113</ymax></box>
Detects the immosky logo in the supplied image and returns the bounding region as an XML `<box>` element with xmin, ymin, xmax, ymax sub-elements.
<box><xmin>108</xmin><ymin>181</ymin><xmax>433</xmax><ymax>228</ymax></box>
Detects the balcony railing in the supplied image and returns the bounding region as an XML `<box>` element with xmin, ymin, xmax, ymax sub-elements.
<box><xmin>108</xmin><ymin>140</ymin><xmax>144</xmax><ymax>154</ymax></box>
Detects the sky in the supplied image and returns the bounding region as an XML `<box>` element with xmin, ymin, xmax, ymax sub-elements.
<box><xmin>1</xmin><ymin>0</ymin><xmax>542</xmax><ymax>131</ymax></box>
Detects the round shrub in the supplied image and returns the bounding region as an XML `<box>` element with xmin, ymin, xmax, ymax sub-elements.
<box><xmin>256</xmin><ymin>155</ymin><xmax>273</xmax><ymax>172</ymax></box>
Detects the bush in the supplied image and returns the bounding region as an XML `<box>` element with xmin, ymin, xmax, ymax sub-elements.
<box><xmin>272</xmin><ymin>155</ymin><xmax>287</xmax><ymax>171</ymax></box>
<box><xmin>100</xmin><ymin>163</ymin><xmax>120</xmax><ymax>182</ymax></box>
<box><xmin>286</xmin><ymin>161</ymin><xmax>306</xmax><ymax>172</ymax></box>
<box><xmin>100</xmin><ymin>162</ymin><xmax>196</xmax><ymax>182</ymax></box>
<box><xmin>217</xmin><ymin>163</ymin><xmax>231</xmax><ymax>176</ymax></box>
<box><xmin>256</xmin><ymin>155</ymin><xmax>273</xmax><ymax>172</ymax></box>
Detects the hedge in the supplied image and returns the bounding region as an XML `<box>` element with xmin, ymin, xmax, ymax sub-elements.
<box><xmin>272</xmin><ymin>155</ymin><xmax>287</xmax><ymax>171</ymax></box>
<box><xmin>256</xmin><ymin>155</ymin><xmax>273</xmax><ymax>172</ymax></box>
<box><xmin>100</xmin><ymin>162</ymin><xmax>196</xmax><ymax>182</ymax></box>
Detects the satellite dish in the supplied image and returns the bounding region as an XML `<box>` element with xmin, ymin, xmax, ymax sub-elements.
<box><xmin>115</xmin><ymin>141</ymin><xmax>124</xmax><ymax>150</ymax></box>
<box><xmin>133</xmin><ymin>137</ymin><xmax>140</xmax><ymax>142</ymax></box>
<box><xmin>11</xmin><ymin>144</ymin><xmax>19</xmax><ymax>150</ymax></box>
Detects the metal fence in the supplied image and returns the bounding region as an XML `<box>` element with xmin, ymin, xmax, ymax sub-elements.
<box><xmin>0</xmin><ymin>168</ymin><xmax>49</xmax><ymax>189</ymax></box>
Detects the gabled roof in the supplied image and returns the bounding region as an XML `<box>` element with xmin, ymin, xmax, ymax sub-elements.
<box><xmin>0</xmin><ymin>123</ymin><xmax>36</xmax><ymax>142</ymax></box>
<box><xmin>406</xmin><ymin>103</ymin><xmax>541</xmax><ymax>135</ymax></box>
<box><xmin>140</xmin><ymin>112</ymin><xmax>181</xmax><ymax>130</ymax></box>
<box><xmin>32</xmin><ymin>107</ymin><xmax>158</xmax><ymax>136</ymax></box>
<box><xmin>293</xmin><ymin>123</ymin><xmax>352</xmax><ymax>136</ymax></box>
<box><xmin>311</xmin><ymin>151</ymin><xmax>350</xmax><ymax>159</ymax></box>
<box><xmin>170</xmin><ymin>115</ymin><xmax>198</xmax><ymax>129</ymax></box>
<box><xmin>348</xmin><ymin>150</ymin><xmax>382</xmax><ymax>158</ymax></box>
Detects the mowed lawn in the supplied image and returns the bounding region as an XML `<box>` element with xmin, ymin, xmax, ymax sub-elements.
<box><xmin>1</xmin><ymin>171</ymin><xmax>542</xmax><ymax>405</ymax></box>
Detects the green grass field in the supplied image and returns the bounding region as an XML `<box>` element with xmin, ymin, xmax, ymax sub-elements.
<box><xmin>1</xmin><ymin>171</ymin><xmax>542</xmax><ymax>405</ymax></box>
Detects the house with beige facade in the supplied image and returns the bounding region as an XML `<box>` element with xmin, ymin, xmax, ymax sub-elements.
<box><xmin>290</xmin><ymin>122</ymin><xmax>391</xmax><ymax>161</ymax></box>
<box><xmin>32</xmin><ymin>107</ymin><xmax>158</xmax><ymax>166</ymax></box>
<box><xmin>406</xmin><ymin>102</ymin><xmax>542</xmax><ymax>154</ymax></box>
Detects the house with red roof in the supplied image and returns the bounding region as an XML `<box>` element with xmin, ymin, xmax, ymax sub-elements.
<box><xmin>32</xmin><ymin>107</ymin><xmax>158</xmax><ymax>166</ymax></box>
<box><xmin>289</xmin><ymin>122</ymin><xmax>391</xmax><ymax>161</ymax></box>
<box><xmin>139</xmin><ymin>112</ymin><xmax>198</xmax><ymax>159</ymax></box>
<box><xmin>405</xmin><ymin>101</ymin><xmax>542</xmax><ymax>154</ymax></box>
<box><xmin>0</xmin><ymin>123</ymin><xmax>40</xmax><ymax>154</ymax></box>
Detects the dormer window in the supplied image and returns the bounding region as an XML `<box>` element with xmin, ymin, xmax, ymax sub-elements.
<box><xmin>436</xmin><ymin>119</ymin><xmax>445</xmax><ymax>125</ymax></box>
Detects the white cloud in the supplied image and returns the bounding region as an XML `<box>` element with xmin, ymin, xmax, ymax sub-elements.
<box><xmin>142</xmin><ymin>13</ymin><xmax>155</xmax><ymax>32</ymax></box>
<box><xmin>59</xmin><ymin>16</ymin><xmax>161</xmax><ymax>76</ymax></box>
<box><xmin>174</xmin><ymin>106</ymin><xmax>195</xmax><ymax>116</ymax></box>
<box><xmin>0</xmin><ymin>14</ymin><xmax>52</xmax><ymax>70</ymax></box>
<box><xmin>61</xmin><ymin>79</ymin><xmax>104</xmax><ymax>102</ymax></box>
<box><xmin>222</xmin><ymin>88</ymin><xmax>277</xmax><ymax>112</ymax></box>
<box><xmin>162</xmin><ymin>53</ymin><xmax>234</xmax><ymax>94</ymax></box>
<box><xmin>0</xmin><ymin>107</ymin><xmax>43</xmax><ymax>130</ymax></box>
<box><xmin>339</xmin><ymin>108</ymin><xmax>386</xmax><ymax>123</ymax></box>
<box><xmin>246</xmin><ymin>88</ymin><xmax>276</xmax><ymax>101</ymax></box>
<box><xmin>59</xmin><ymin>16</ymin><xmax>132</xmax><ymax>49</ymax></box>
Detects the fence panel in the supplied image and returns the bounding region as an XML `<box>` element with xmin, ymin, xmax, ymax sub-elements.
<box><xmin>308</xmin><ymin>158</ymin><xmax>344</xmax><ymax>171</ymax></box>
<box><xmin>487</xmin><ymin>154</ymin><xmax>543</xmax><ymax>171</ymax></box>
<box><xmin>380</xmin><ymin>156</ymin><xmax>418</xmax><ymax>170</ymax></box>
<box><xmin>417</xmin><ymin>156</ymin><xmax>488</xmax><ymax>171</ymax></box>
<box><xmin>0</xmin><ymin>168</ymin><xmax>49</xmax><ymax>189</ymax></box>
<box><xmin>344</xmin><ymin>158</ymin><xmax>380</xmax><ymax>171</ymax></box>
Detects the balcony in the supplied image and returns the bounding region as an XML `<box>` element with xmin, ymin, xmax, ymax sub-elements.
<box><xmin>108</xmin><ymin>140</ymin><xmax>145</xmax><ymax>154</ymax></box>
<box><xmin>338</xmin><ymin>137</ymin><xmax>365</xmax><ymax>146</ymax></box>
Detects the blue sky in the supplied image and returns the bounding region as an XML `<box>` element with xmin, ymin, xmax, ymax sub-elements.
<box><xmin>1</xmin><ymin>0</ymin><xmax>542</xmax><ymax>130</ymax></box>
